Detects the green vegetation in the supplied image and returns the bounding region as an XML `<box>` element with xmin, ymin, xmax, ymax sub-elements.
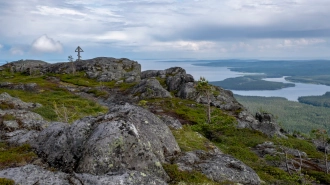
<box><xmin>196</xmin><ymin>77</ymin><xmax>212</xmax><ymax>123</ymax></box>
<box><xmin>0</xmin><ymin>70</ymin><xmax>108</xmax><ymax>122</ymax></box>
<box><xmin>235</xmin><ymin>95</ymin><xmax>330</xmax><ymax>134</ymax></box>
<box><xmin>211</xmin><ymin>76</ymin><xmax>295</xmax><ymax>90</ymax></box>
<box><xmin>146</xmin><ymin>96</ymin><xmax>330</xmax><ymax>184</ymax></box>
<box><xmin>298</xmin><ymin>92</ymin><xmax>330</xmax><ymax>108</ymax></box>
<box><xmin>163</xmin><ymin>163</ymin><xmax>228</xmax><ymax>185</ymax></box>
<box><xmin>0</xmin><ymin>178</ymin><xmax>15</xmax><ymax>185</ymax></box>
<box><xmin>0</xmin><ymin>142</ymin><xmax>37</xmax><ymax>170</ymax></box>
<box><xmin>172</xmin><ymin>125</ymin><xmax>211</xmax><ymax>152</ymax></box>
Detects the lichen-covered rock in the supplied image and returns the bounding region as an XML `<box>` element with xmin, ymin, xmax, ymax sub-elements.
<box><xmin>131</xmin><ymin>78</ymin><xmax>172</xmax><ymax>99</ymax></box>
<box><xmin>176</xmin><ymin>151</ymin><xmax>261</xmax><ymax>185</ymax></box>
<box><xmin>32</xmin><ymin>103</ymin><xmax>180</xmax><ymax>181</ymax></box>
<box><xmin>0</xmin><ymin>165</ymin><xmax>72</xmax><ymax>185</ymax></box>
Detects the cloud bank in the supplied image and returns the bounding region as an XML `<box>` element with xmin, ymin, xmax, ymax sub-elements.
<box><xmin>0</xmin><ymin>0</ymin><xmax>329</xmax><ymax>60</ymax></box>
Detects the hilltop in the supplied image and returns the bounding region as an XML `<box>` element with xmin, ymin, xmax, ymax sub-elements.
<box><xmin>0</xmin><ymin>57</ymin><xmax>330</xmax><ymax>185</ymax></box>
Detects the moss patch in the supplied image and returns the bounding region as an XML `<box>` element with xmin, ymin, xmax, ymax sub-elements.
<box><xmin>0</xmin><ymin>178</ymin><xmax>15</xmax><ymax>185</ymax></box>
<box><xmin>172</xmin><ymin>125</ymin><xmax>210</xmax><ymax>152</ymax></box>
<box><xmin>0</xmin><ymin>142</ymin><xmax>37</xmax><ymax>170</ymax></box>
<box><xmin>163</xmin><ymin>163</ymin><xmax>231</xmax><ymax>185</ymax></box>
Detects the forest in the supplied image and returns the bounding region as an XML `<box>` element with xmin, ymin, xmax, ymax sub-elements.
<box><xmin>235</xmin><ymin>95</ymin><xmax>330</xmax><ymax>134</ymax></box>
<box><xmin>298</xmin><ymin>92</ymin><xmax>330</xmax><ymax>108</ymax></box>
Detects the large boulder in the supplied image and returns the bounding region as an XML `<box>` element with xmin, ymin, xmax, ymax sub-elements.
<box><xmin>131</xmin><ymin>78</ymin><xmax>172</xmax><ymax>99</ymax></box>
<box><xmin>175</xmin><ymin>150</ymin><xmax>261</xmax><ymax>185</ymax></box>
<box><xmin>32</xmin><ymin>103</ymin><xmax>180</xmax><ymax>181</ymax></box>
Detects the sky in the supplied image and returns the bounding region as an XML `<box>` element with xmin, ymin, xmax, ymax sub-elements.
<box><xmin>0</xmin><ymin>0</ymin><xmax>330</xmax><ymax>62</ymax></box>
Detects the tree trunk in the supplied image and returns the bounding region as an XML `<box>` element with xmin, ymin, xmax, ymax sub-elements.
<box><xmin>326</xmin><ymin>150</ymin><xmax>328</xmax><ymax>174</ymax></box>
<box><xmin>207</xmin><ymin>92</ymin><xmax>211</xmax><ymax>123</ymax></box>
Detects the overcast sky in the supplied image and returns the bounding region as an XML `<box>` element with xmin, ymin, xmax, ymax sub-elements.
<box><xmin>1</xmin><ymin>0</ymin><xmax>330</xmax><ymax>62</ymax></box>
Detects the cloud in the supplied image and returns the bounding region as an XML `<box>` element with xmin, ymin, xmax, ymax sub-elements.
<box><xmin>0</xmin><ymin>44</ymin><xmax>3</xmax><ymax>49</ymax></box>
<box><xmin>31</xmin><ymin>35</ymin><xmax>63</xmax><ymax>53</ymax></box>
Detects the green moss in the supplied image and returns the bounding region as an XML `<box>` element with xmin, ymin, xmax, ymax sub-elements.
<box><xmin>2</xmin><ymin>114</ymin><xmax>16</xmax><ymax>121</ymax></box>
<box><xmin>304</xmin><ymin>170</ymin><xmax>330</xmax><ymax>184</ymax></box>
<box><xmin>163</xmin><ymin>163</ymin><xmax>230</xmax><ymax>185</ymax></box>
<box><xmin>0</xmin><ymin>178</ymin><xmax>15</xmax><ymax>185</ymax></box>
<box><xmin>87</xmin><ymin>88</ymin><xmax>109</xmax><ymax>98</ymax></box>
<box><xmin>0</xmin><ymin>89</ymin><xmax>108</xmax><ymax>123</ymax></box>
<box><xmin>0</xmin><ymin>143</ymin><xmax>37</xmax><ymax>170</ymax></box>
<box><xmin>0</xmin><ymin>102</ymin><xmax>15</xmax><ymax>110</ymax></box>
<box><xmin>172</xmin><ymin>125</ymin><xmax>210</xmax><ymax>152</ymax></box>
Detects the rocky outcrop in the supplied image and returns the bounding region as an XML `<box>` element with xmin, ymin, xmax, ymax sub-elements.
<box><xmin>32</xmin><ymin>103</ymin><xmax>180</xmax><ymax>181</ymax></box>
<box><xmin>131</xmin><ymin>78</ymin><xmax>172</xmax><ymax>99</ymax></box>
<box><xmin>44</xmin><ymin>57</ymin><xmax>141</xmax><ymax>83</ymax></box>
<box><xmin>238</xmin><ymin>111</ymin><xmax>287</xmax><ymax>138</ymax></box>
<box><xmin>175</xmin><ymin>150</ymin><xmax>261</xmax><ymax>185</ymax></box>
<box><xmin>2</xmin><ymin>60</ymin><xmax>48</xmax><ymax>74</ymax></box>
<box><xmin>0</xmin><ymin>92</ymin><xmax>48</xmax><ymax>145</ymax></box>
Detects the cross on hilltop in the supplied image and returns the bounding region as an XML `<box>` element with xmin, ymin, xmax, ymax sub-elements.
<box><xmin>75</xmin><ymin>46</ymin><xmax>84</xmax><ymax>61</ymax></box>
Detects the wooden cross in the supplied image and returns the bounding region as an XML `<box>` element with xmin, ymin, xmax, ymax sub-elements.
<box><xmin>75</xmin><ymin>46</ymin><xmax>84</xmax><ymax>61</ymax></box>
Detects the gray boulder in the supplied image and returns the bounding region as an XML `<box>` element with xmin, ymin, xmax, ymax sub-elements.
<box><xmin>131</xmin><ymin>78</ymin><xmax>172</xmax><ymax>99</ymax></box>
<box><xmin>32</xmin><ymin>104</ymin><xmax>180</xmax><ymax>180</ymax></box>
<box><xmin>176</xmin><ymin>150</ymin><xmax>261</xmax><ymax>185</ymax></box>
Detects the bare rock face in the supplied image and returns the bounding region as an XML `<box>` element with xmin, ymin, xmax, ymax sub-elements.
<box><xmin>32</xmin><ymin>103</ymin><xmax>180</xmax><ymax>181</ymax></box>
<box><xmin>175</xmin><ymin>150</ymin><xmax>261</xmax><ymax>185</ymax></box>
<box><xmin>44</xmin><ymin>57</ymin><xmax>141</xmax><ymax>83</ymax></box>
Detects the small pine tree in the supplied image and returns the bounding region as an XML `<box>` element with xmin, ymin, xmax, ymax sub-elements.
<box><xmin>68</xmin><ymin>55</ymin><xmax>75</xmax><ymax>75</ymax></box>
<box><xmin>311</xmin><ymin>129</ymin><xmax>330</xmax><ymax>174</ymax></box>
<box><xmin>196</xmin><ymin>77</ymin><xmax>212</xmax><ymax>123</ymax></box>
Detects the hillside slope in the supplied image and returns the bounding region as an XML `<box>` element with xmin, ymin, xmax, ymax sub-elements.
<box><xmin>0</xmin><ymin>58</ymin><xmax>330</xmax><ymax>185</ymax></box>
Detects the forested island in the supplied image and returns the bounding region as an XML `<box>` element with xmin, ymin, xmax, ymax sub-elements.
<box><xmin>211</xmin><ymin>76</ymin><xmax>295</xmax><ymax>90</ymax></box>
